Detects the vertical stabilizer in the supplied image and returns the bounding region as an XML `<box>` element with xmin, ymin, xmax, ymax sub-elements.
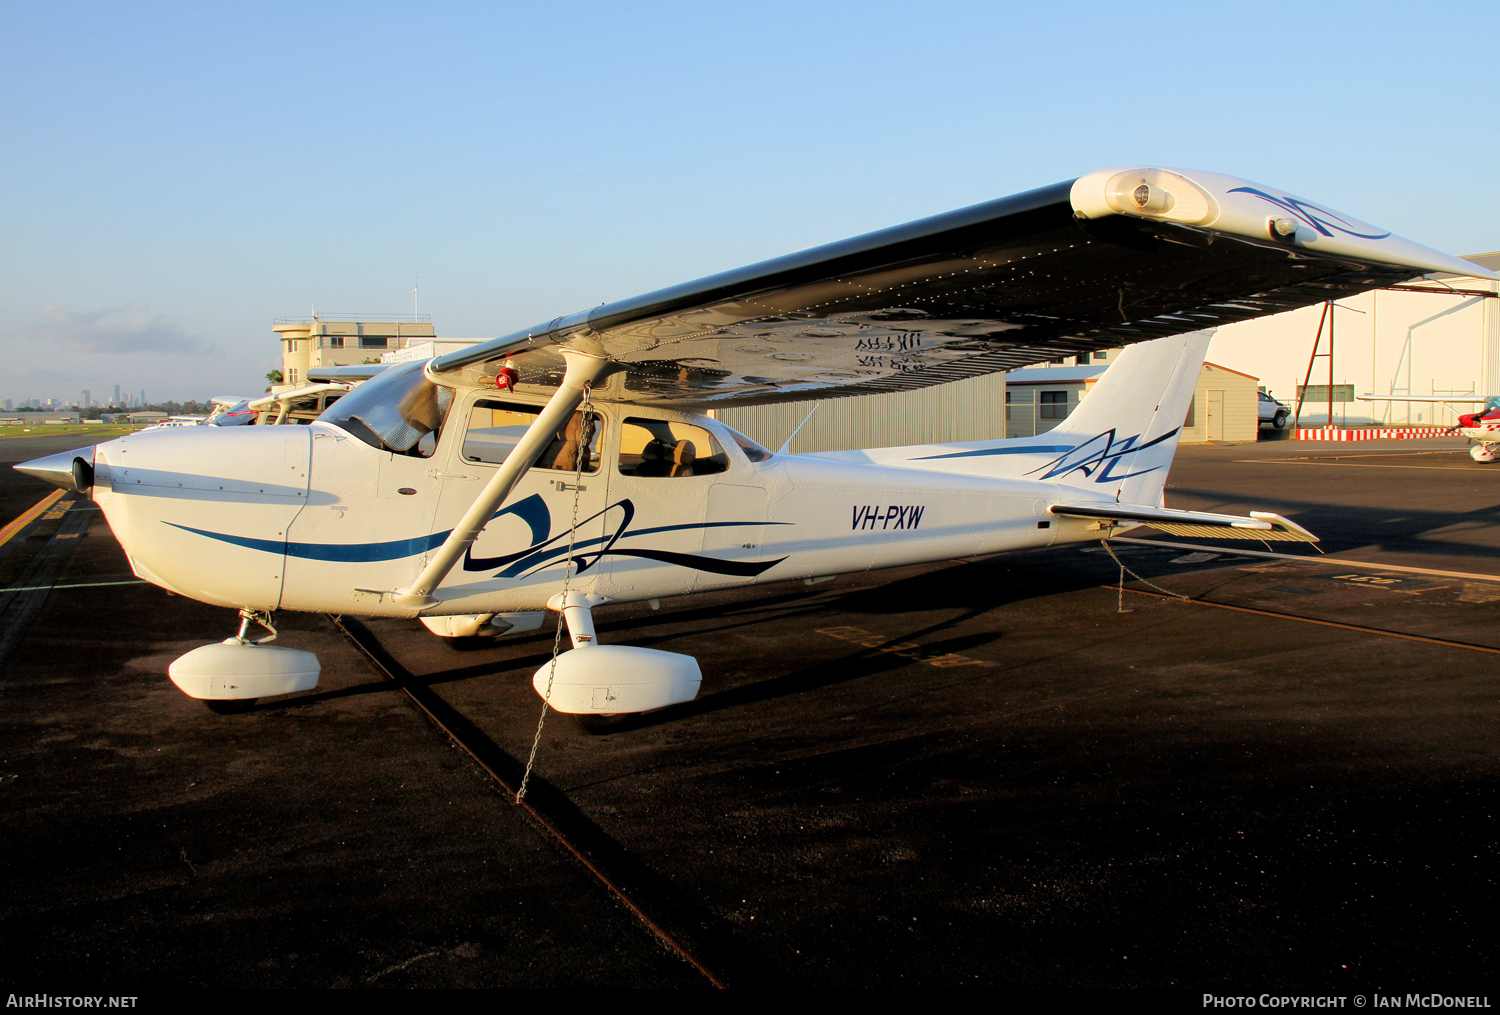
<box><xmin>1032</xmin><ymin>330</ymin><xmax>1210</xmax><ymax>504</ymax></box>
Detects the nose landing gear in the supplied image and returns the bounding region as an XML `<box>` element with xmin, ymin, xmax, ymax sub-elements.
<box><xmin>168</xmin><ymin>609</ymin><xmax>322</xmax><ymax>712</ymax></box>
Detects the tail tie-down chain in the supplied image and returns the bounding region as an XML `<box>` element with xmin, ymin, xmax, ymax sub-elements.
<box><xmin>1100</xmin><ymin>538</ymin><xmax>1191</xmax><ymax>613</ymax></box>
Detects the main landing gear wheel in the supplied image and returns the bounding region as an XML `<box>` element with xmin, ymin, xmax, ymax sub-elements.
<box><xmin>571</xmin><ymin>713</ymin><xmax>629</xmax><ymax>735</ymax></box>
<box><xmin>204</xmin><ymin>698</ymin><xmax>259</xmax><ymax>714</ymax></box>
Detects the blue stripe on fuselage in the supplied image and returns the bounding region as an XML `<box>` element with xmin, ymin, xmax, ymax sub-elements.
<box><xmin>911</xmin><ymin>445</ymin><xmax>1072</xmax><ymax>461</ymax></box>
<box><xmin>163</xmin><ymin>493</ymin><xmax>553</xmax><ymax>562</ymax></box>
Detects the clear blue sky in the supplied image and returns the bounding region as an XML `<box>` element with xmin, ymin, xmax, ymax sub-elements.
<box><xmin>3</xmin><ymin>1</ymin><xmax>1496</xmax><ymax>403</ymax></box>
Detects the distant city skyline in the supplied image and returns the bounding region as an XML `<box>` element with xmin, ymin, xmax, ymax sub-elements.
<box><xmin>4</xmin><ymin>1</ymin><xmax>1498</xmax><ymax>402</ymax></box>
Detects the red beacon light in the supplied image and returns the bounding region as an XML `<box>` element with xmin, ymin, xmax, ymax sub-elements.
<box><xmin>495</xmin><ymin>359</ymin><xmax>519</xmax><ymax>392</ymax></box>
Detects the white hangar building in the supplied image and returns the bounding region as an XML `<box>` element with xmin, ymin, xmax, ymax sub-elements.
<box><xmin>1206</xmin><ymin>252</ymin><xmax>1500</xmax><ymax>427</ymax></box>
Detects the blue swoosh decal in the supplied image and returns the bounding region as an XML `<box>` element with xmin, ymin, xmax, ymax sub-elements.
<box><xmin>1027</xmin><ymin>428</ymin><xmax>1180</xmax><ymax>483</ymax></box>
<box><xmin>613</xmin><ymin>548</ymin><xmax>786</xmax><ymax>577</ymax></box>
<box><xmin>1227</xmin><ymin>187</ymin><xmax>1392</xmax><ymax>241</ymax></box>
<box><xmin>912</xmin><ymin>444</ymin><xmax>1072</xmax><ymax>461</ymax></box>
<box><xmin>475</xmin><ymin>499</ymin><xmax>785</xmax><ymax>580</ymax></box>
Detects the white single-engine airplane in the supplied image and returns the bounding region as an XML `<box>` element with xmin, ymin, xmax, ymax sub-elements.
<box><xmin>19</xmin><ymin>167</ymin><xmax>1498</xmax><ymax>716</ymax></box>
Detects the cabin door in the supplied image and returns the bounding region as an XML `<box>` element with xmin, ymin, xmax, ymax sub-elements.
<box><xmin>431</xmin><ymin>396</ymin><xmax>609</xmax><ymax>602</ymax></box>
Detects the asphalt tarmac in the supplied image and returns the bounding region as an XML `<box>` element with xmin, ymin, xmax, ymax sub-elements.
<box><xmin>1</xmin><ymin>432</ymin><xmax>1496</xmax><ymax>989</ymax></box>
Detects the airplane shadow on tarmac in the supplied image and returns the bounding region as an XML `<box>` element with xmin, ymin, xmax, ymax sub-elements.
<box><xmin>254</xmin><ymin>543</ymin><xmax>1244</xmax><ymax>724</ymax></box>
<box><xmin>1166</xmin><ymin>485</ymin><xmax>1500</xmax><ymax>563</ymax></box>
<box><xmin>498</xmin><ymin>555</ymin><xmax>1179</xmax><ymax>734</ymax></box>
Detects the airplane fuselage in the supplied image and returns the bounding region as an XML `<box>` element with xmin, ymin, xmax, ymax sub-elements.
<box><xmin>89</xmin><ymin>394</ymin><xmax>1111</xmax><ymax>621</ymax></box>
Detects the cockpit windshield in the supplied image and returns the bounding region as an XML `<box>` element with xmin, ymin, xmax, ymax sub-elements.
<box><xmin>316</xmin><ymin>360</ymin><xmax>454</xmax><ymax>456</ymax></box>
<box><xmin>721</xmin><ymin>424</ymin><xmax>774</xmax><ymax>462</ymax></box>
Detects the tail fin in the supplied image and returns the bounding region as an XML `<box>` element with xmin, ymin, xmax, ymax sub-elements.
<box><xmin>1041</xmin><ymin>330</ymin><xmax>1209</xmax><ymax>504</ymax></box>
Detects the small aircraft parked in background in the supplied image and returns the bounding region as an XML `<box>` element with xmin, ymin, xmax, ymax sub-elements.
<box><xmin>1357</xmin><ymin>394</ymin><xmax>1500</xmax><ymax>461</ymax></box>
<box><xmin>19</xmin><ymin>166</ymin><xmax>1497</xmax><ymax>717</ymax></box>
<box><xmin>186</xmin><ymin>383</ymin><xmax>358</xmax><ymax>430</ymax></box>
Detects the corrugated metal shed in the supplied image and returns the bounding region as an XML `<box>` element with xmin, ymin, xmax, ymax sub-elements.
<box><xmin>718</xmin><ymin>345</ymin><xmax>1257</xmax><ymax>453</ymax></box>
<box><xmin>1003</xmin><ymin>364</ymin><xmax>1108</xmax><ymax>438</ymax></box>
<box><xmin>716</xmin><ymin>371</ymin><xmax>1008</xmax><ymax>454</ymax></box>
<box><xmin>1181</xmin><ymin>362</ymin><xmax>1259</xmax><ymax>443</ymax></box>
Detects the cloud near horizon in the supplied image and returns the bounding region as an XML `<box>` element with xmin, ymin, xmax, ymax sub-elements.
<box><xmin>17</xmin><ymin>305</ymin><xmax>210</xmax><ymax>355</ymax></box>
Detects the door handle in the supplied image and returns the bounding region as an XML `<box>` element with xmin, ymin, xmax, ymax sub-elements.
<box><xmin>429</xmin><ymin>470</ymin><xmax>478</xmax><ymax>480</ymax></box>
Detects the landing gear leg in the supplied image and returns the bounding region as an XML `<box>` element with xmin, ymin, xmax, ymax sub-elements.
<box><xmin>233</xmin><ymin>608</ymin><xmax>278</xmax><ymax>645</ymax></box>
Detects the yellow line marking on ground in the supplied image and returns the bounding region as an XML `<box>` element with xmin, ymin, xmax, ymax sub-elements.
<box><xmin>0</xmin><ymin>490</ymin><xmax>65</xmax><ymax>549</ymax></box>
<box><xmin>1236</xmin><ymin>459</ymin><xmax>1480</xmax><ymax>471</ymax></box>
<box><xmin>1279</xmin><ymin>450</ymin><xmax>1470</xmax><ymax>460</ymax></box>
<box><xmin>1109</xmin><ymin>586</ymin><xmax>1500</xmax><ymax>655</ymax></box>
<box><xmin>816</xmin><ymin>626</ymin><xmax>990</xmax><ymax>667</ymax></box>
<box><xmin>1114</xmin><ymin>537</ymin><xmax>1500</xmax><ymax>584</ymax></box>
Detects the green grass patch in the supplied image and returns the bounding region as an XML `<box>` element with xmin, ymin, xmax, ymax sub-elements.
<box><xmin>0</xmin><ymin>425</ymin><xmax>140</xmax><ymax>439</ymax></box>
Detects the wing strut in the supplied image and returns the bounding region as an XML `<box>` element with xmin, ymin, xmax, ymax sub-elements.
<box><xmin>391</xmin><ymin>350</ymin><xmax>616</xmax><ymax>610</ymax></box>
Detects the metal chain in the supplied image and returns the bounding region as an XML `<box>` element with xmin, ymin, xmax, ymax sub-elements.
<box><xmin>516</xmin><ymin>382</ymin><xmax>593</xmax><ymax>804</ymax></box>
<box><xmin>1101</xmin><ymin>537</ymin><xmax>1192</xmax><ymax>613</ymax></box>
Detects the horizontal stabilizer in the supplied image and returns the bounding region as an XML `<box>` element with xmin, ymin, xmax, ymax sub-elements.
<box><xmin>1051</xmin><ymin>503</ymin><xmax>1318</xmax><ymax>542</ymax></box>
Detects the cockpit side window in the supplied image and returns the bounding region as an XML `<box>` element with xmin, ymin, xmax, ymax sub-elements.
<box><xmin>461</xmin><ymin>399</ymin><xmax>602</xmax><ymax>473</ymax></box>
<box><xmin>316</xmin><ymin>361</ymin><xmax>454</xmax><ymax>458</ymax></box>
<box><xmin>618</xmin><ymin>418</ymin><xmax>729</xmax><ymax>478</ymax></box>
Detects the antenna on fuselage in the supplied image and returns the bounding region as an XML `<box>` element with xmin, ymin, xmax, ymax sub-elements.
<box><xmin>778</xmin><ymin>402</ymin><xmax>820</xmax><ymax>455</ymax></box>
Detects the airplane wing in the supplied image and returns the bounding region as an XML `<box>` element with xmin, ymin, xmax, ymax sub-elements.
<box><xmin>425</xmin><ymin>166</ymin><xmax>1496</xmax><ymax>409</ymax></box>
<box><xmin>306</xmin><ymin>364</ymin><xmax>390</xmax><ymax>383</ymax></box>
<box><xmin>1050</xmin><ymin>503</ymin><xmax>1318</xmax><ymax>542</ymax></box>
<box><xmin>246</xmin><ymin>382</ymin><xmax>355</xmax><ymax>411</ymax></box>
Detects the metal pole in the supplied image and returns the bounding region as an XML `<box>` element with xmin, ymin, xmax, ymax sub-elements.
<box><xmin>1328</xmin><ymin>303</ymin><xmax>1335</xmax><ymax>429</ymax></box>
<box><xmin>1292</xmin><ymin>303</ymin><xmax>1330</xmax><ymax>430</ymax></box>
<box><xmin>391</xmin><ymin>349</ymin><xmax>615</xmax><ymax>610</ymax></box>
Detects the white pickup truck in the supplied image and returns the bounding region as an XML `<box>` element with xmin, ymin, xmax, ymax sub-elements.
<box><xmin>1258</xmin><ymin>391</ymin><xmax>1289</xmax><ymax>430</ymax></box>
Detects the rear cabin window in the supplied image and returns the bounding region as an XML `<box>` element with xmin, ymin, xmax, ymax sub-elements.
<box><xmin>618</xmin><ymin>418</ymin><xmax>729</xmax><ymax>478</ymax></box>
<box><xmin>461</xmin><ymin>400</ymin><xmax>601</xmax><ymax>473</ymax></box>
